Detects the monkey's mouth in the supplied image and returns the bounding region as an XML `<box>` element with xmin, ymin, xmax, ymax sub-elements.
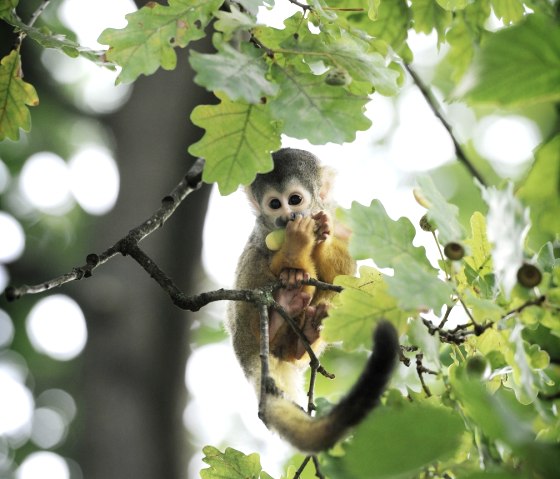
<box><xmin>275</xmin><ymin>212</ymin><xmax>305</xmax><ymax>228</ymax></box>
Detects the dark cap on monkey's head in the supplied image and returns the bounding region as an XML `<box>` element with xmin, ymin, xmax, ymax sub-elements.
<box><xmin>250</xmin><ymin>148</ymin><xmax>321</xmax><ymax>203</ymax></box>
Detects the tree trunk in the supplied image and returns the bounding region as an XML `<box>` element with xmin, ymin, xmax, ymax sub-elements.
<box><xmin>77</xmin><ymin>34</ymin><xmax>214</xmax><ymax>479</ymax></box>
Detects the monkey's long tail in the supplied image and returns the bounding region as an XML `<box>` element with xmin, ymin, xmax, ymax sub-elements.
<box><xmin>261</xmin><ymin>320</ymin><xmax>399</xmax><ymax>453</ymax></box>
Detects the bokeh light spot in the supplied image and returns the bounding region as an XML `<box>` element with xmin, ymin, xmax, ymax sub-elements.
<box><xmin>0</xmin><ymin>212</ymin><xmax>25</xmax><ymax>262</ymax></box>
<box><xmin>26</xmin><ymin>295</ymin><xmax>87</xmax><ymax>361</ymax></box>
<box><xmin>0</xmin><ymin>310</ymin><xmax>15</xmax><ymax>348</ymax></box>
<box><xmin>69</xmin><ymin>146</ymin><xmax>120</xmax><ymax>215</ymax></box>
<box><xmin>19</xmin><ymin>152</ymin><xmax>73</xmax><ymax>214</ymax></box>
<box><xmin>0</xmin><ymin>372</ymin><xmax>34</xmax><ymax>436</ymax></box>
<box><xmin>16</xmin><ymin>452</ymin><xmax>69</xmax><ymax>479</ymax></box>
<box><xmin>30</xmin><ymin>408</ymin><xmax>68</xmax><ymax>449</ymax></box>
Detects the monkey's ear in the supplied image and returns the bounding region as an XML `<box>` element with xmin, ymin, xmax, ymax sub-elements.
<box><xmin>244</xmin><ymin>186</ymin><xmax>261</xmax><ymax>214</ymax></box>
<box><xmin>319</xmin><ymin>166</ymin><xmax>336</xmax><ymax>202</ymax></box>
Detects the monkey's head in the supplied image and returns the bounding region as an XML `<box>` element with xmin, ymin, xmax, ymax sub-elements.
<box><xmin>249</xmin><ymin>148</ymin><xmax>332</xmax><ymax>231</ymax></box>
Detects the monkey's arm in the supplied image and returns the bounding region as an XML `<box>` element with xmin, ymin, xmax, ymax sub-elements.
<box><xmin>312</xmin><ymin>235</ymin><xmax>355</xmax><ymax>283</ymax></box>
<box><xmin>311</xmin><ymin>210</ymin><xmax>355</xmax><ymax>283</ymax></box>
<box><xmin>269</xmin><ymin>216</ymin><xmax>317</xmax><ymax>280</ymax></box>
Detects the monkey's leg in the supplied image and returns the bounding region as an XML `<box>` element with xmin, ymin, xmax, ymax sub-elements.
<box><xmin>269</xmin><ymin>286</ymin><xmax>311</xmax><ymax>361</ymax></box>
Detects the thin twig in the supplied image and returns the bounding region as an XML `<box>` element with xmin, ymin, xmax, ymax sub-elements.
<box><xmin>404</xmin><ymin>63</ymin><xmax>487</xmax><ymax>186</ymax></box>
<box><xmin>293</xmin><ymin>456</ymin><xmax>311</xmax><ymax>479</ymax></box>
<box><xmin>416</xmin><ymin>353</ymin><xmax>437</xmax><ymax>397</ymax></box>
<box><xmin>16</xmin><ymin>0</ymin><xmax>51</xmax><ymax>48</ymax></box>
<box><xmin>311</xmin><ymin>455</ymin><xmax>325</xmax><ymax>479</ymax></box>
<box><xmin>258</xmin><ymin>303</ymin><xmax>275</xmax><ymax>420</ymax></box>
<box><xmin>287</xmin><ymin>0</ymin><xmax>312</xmax><ymax>12</ymax></box>
<box><xmin>270</xmin><ymin>304</ymin><xmax>334</xmax><ymax>379</ymax></box>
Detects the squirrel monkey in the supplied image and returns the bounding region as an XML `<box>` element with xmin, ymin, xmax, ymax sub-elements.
<box><xmin>226</xmin><ymin>148</ymin><xmax>399</xmax><ymax>452</ymax></box>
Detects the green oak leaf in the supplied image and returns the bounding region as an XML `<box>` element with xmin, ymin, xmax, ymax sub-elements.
<box><xmin>415</xmin><ymin>176</ymin><xmax>466</xmax><ymax>244</ymax></box>
<box><xmin>0</xmin><ymin>50</ymin><xmax>39</xmax><ymax>141</ymax></box>
<box><xmin>491</xmin><ymin>0</ymin><xmax>525</xmax><ymax>25</ymax></box>
<box><xmin>337</xmin><ymin>200</ymin><xmax>432</xmax><ymax>269</ymax></box>
<box><xmin>188</xmin><ymin>95</ymin><xmax>280</xmax><ymax>195</ymax></box>
<box><xmin>410</xmin><ymin>0</ymin><xmax>452</xmax><ymax>43</ymax></box>
<box><xmin>518</xmin><ymin>135</ymin><xmax>560</xmax><ymax>250</ymax></box>
<box><xmin>278</xmin><ymin>23</ymin><xmax>400</xmax><ymax>96</ymax></box>
<box><xmin>323</xmin><ymin>266</ymin><xmax>410</xmax><ymax>350</ymax></box>
<box><xmin>213</xmin><ymin>5</ymin><xmax>256</xmax><ymax>38</ymax></box>
<box><xmin>368</xmin><ymin>0</ymin><xmax>381</xmax><ymax>20</ymax></box>
<box><xmin>200</xmin><ymin>446</ymin><xmax>273</xmax><ymax>479</ymax></box>
<box><xmin>387</xmin><ymin>259</ymin><xmax>454</xmax><ymax>312</ymax></box>
<box><xmin>462</xmin><ymin>290</ymin><xmax>504</xmax><ymax>324</ymax></box>
<box><xmin>364</xmin><ymin>0</ymin><xmax>410</xmax><ymax>58</ymax></box>
<box><xmin>464</xmin><ymin>212</ymin><xmax>492</xmax><ymax>278</ymax></box>
<box><xmin>269</xmin><ymin>65</ymin><xmax>371</xmax><ymax>144</ymax></box>
<box><xmin>436</xmin><ymin>0</ymin><xmax>470</xmax><ymax>10</ymax></box>
<box><xmin>189</xmin><ymin>42</ymin><xmax>278</xmax><ymax>104</ymax></box>
<box><xmin>458</xmin><ymin>212</ymin><xmax>494</xmax><ymax>298</ymax></box>
<box><xmin>0</xmin><ymin>0</ymin><xmax>17</xmax><ymax>18</ymax></box>
<box><xmin>338</xmin><ymin>200</ymin><xmax>452</xmax><ymax>311</ymax></box>
<box><xmin>465</xmin><ymin>14</ymin><xmax>560</xmax><ymax>106</ymax></box>
<box><xmin>252</xmin><ymin>12</ymin><xmax>307</xmax><ymax>51</ymax></box>
<box><xmin>324</xmin><ymin>404</ymin><xmax>464</xmax><ymax>479</ymax></box>
<box><xmin>445</xmin><ymin>20</ymin><xmax>475</xmax><ymax>82</ymax></box>
<box><xmin>98</xmin><ymin>0</ymin><xmax>223</xmax><ymax>84</ymax></box>
<box><xmin>326</xmin><ymin>35</ymin><xmax>401</xmax><ymax>96</ymax></box>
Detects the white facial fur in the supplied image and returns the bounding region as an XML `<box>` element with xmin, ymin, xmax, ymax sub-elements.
<box><xmin>260</xmin><ymin>180</ymin><xmax>313</xmax><ymax>228</ymax></box>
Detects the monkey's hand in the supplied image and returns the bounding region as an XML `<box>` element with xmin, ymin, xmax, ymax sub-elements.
<box><xmin>279</xmin><ymin>268</ymin><xmax>310</xmax><ymax>288</ymax></box>
<box><xmin>313</xmin><ymin>211</ymin><xmax>332</xmax><ymax>244</ymax></box>
<box><xmin>275</xmin><ymin>215</ymin><xmax>316</xmax><ymax>284</ymax></box>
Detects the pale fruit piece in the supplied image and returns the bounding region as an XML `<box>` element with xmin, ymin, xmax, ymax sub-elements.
<box><xmin>265</xmin><ymin>229</ymin><xmax>286</xmax><ymax>251</ymax></box>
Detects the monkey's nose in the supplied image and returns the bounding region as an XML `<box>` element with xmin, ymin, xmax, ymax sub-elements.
<box><xmin>275</xmin><ymin>217</ymin><xmax>289</xmax><ymax>228</ymax></box>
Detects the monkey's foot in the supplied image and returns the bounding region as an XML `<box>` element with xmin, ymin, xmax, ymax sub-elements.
<box><xmin>279</xmin><ymin>268</ymin><xmax>310</xmax><ymax>289</ymax></box>
<box><xmin>269</xmin><ymin>288</ymin><xmax>311</xmax><ymax>341</ymax></box>
<box><xmin>295</xmin><ymin>303</ymin><xmax>329</xmax><ymax>358</ymax></box>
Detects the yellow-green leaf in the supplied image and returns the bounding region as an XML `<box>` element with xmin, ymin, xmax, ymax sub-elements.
<box><xmin>189</xmin><ymin>95</ymin><xmax>280</xmax><ymax>195</ymax></box>
<box><xmin>0</xmin><ymin>50</ymin><xmax>39</xmax><ymax>141</ymax></box>
<box><xmin>200</xmin><ymin>446</ymin><xmax>273</xmax><ymax>479</ymax></box>
<box><xmin>323</xmin><ymin>266</ymin><xmax>410</xmax><ymax>350</ymax></box>
<box><xmin>98</xmin><ymin>0</ymin><xmax>223</xmax><ymax>84</ymax></box>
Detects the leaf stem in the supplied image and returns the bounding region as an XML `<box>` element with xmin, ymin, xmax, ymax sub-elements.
<box><xmin>16</xmin><ymin>0</ymin><xmax>51</xmax><ymax>49</ymax></box>
<box><xmin>404</xmin><ymin>63</ymin><xmax>487</xmax><ymax>186</ymax></box>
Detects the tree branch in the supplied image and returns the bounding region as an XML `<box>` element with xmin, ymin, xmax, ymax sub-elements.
<box><xmin>4</xmin><ymin>158</ymin><xmax>205</xmax><ymax>302</ymax></box>
<box><xmin>404</xmin><ymin>63</ymin><xmax>487</xmax><ymax>186</ymax></box>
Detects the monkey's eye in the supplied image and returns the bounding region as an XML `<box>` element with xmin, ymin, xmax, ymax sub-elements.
<box><xmin>288</xmin><ymin>194</ymin><xmax>303</xmax><ymax>206</ymax></box>
<box><xmin>269</xmin><ymin>198</ymin><xmax>282</xmax><ymax>210</ymax></box>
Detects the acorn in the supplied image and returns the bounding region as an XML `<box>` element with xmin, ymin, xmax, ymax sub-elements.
<box><xmin>466</xmin><ymin>354</ymin><xmax>490</xmax><ymax>380</ymax></box>
<box><xmin>516</xmin><ymin>263</ymin><xmax>542</xmax><ymax>288</ymax></box>
<box><xmin>419</xmin><ymin>214</ymin><xmax>435</xmax><ymax>232</ymax></box>
<box><xmin>444</xmin><ymin>242</ymin><xmax>465</xmax><ymax>260</ymax></box>
<box><xmin>325</xmin><ymin>67</ymin><xmax>351</xmax><ymax>86</ymax></box>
